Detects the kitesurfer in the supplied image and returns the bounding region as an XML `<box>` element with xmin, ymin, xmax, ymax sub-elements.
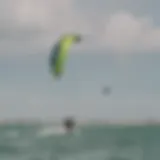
<box><xmin>63</xmin><ymin>117</ymin><xmax>75</xmax><ymax>132</ymax></box>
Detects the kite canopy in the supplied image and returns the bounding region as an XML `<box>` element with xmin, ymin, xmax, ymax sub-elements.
<box><xmin>102</xmin><ymin>86</ymin><xmax>111</xmax><ymax>96</ymax></box>
<box><xmin>49</xmin><ymin>34</ymin><xmax>81</xmax><ymax>79</ymax></box>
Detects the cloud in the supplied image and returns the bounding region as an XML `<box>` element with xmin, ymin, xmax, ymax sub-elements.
<box><xmin>0</xmin><ymin>0</ymin><xmax>160</xmax><ymax>55</ymax></box>
<box><xmin>73</xmin><ymin>10</ymin><xmax>160</xmax><ymax>54</ymax></box>
<box><xmin>0</xmin><ymin>0</ymin><xmax>90</xmax><ymax>55</ymax></box>
<box><xmin>104</xmin><ymin>11</ymin><xmax>160</xmax><ymax>53</ymax></box>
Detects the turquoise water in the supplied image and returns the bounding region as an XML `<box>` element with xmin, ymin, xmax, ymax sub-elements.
<box><xmin>0</xmin><ymin>124</ymin><xmax>159</xmax><ymax>160</ymax></box>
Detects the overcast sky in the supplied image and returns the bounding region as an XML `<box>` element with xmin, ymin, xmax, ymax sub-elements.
<box><xmin>0</xmin><ymin>0</ymin><xmax>160</xmax><ymax>121</ymax></box>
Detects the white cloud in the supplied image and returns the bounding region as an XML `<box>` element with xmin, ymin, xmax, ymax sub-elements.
<box><xmin>0</xmin><ymin>0</ymin><xmax>90</xmax><ymax>54</ymax></box>
<box><xmin>105</xmin><ymin>12</ymin><xmax>160</xmax><ymax>53</ymax></box>
<box><xmin>0</xmin><ymin>0</ymin><xmax>160</xmax><ymax>55</ymax></box>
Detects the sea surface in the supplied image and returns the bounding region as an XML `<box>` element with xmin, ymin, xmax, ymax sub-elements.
<box><xmin>0</xmin><ymin>123</ymin><xmax>159</xmax><ymax>160</ymax></box>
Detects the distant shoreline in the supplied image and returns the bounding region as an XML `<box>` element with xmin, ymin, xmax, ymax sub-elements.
<box><xmin>0</xmin><ymin>118</ymin><xmax>159</xmax><ymax>126</ymax></box>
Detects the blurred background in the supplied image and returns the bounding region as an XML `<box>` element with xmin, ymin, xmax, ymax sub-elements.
<box><xmin>0</xmin><ymin>0</ymin><xmax>159</xmax><ymax>159</ymax></box>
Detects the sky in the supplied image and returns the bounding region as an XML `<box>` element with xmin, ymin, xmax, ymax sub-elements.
<box><xmin>0</xmin><ymin>0</ymin><xmax>160</xmax><ymax>121</ymax></box>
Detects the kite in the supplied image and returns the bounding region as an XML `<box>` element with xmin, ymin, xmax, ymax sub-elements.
<box><xmin>49</xmin><ymin>34</ymin><xmax>81</xmax><ymax>79</ymax></box>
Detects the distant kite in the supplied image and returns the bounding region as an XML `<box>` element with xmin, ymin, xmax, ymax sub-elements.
<box><xmin>49</xmin><ymin>34</ymin><xmax>81</xmax><ymax>79</ymax></box>
<box><xmin>102</xmin><ymin>86</ymin><xmax>111</xmax><ymax>95</ymax></box>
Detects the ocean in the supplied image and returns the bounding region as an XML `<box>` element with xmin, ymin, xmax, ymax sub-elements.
<box><xmin>0</xmin><ymin>123</ymin><xmax>159</xmax><ymax>160</ymax></box>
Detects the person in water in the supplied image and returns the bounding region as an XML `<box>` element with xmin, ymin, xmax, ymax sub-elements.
<box><xmin>63</xmin><ymin>117</ymin><xmax>75</xmax><ymax>132</ymax></box>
